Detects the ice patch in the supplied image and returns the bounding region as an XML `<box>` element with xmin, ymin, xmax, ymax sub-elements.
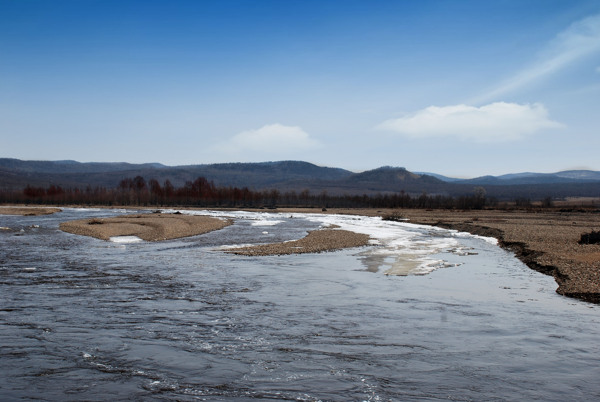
<box><xmin>293</xmin><ymin>213</ymin><xmax>465</xmax><ymax>276</ymax></box>
<box><xmin>65</xmin><ymin>207</ymin><xmax>105</xmax><ymax>213</ymax></box>
<box><xmin>251</xmin><ymin>219</ymin><xmax>283</xmax><ymax>226</ymax></box>
<box><xmin>156</xmin><ymin>209</ymin><xmax>493</xmax><ymax>276</ymax></box>
<box><xmin>109</xmin><ymin>236</ymin><xmax>143</xmax><ymax>243</ymax></box>
<box><xmin>158</xmin><ymin>209</ymin><xmax>232</xmax><ymax>222</ymax></box>
<box><xmin>216</xmin><ymin>243</ymin><xmax>256</xmax><ymax>250</ymax></box>
<box><xmin>452</xmin><ymin>231</ymin><xmax>498</xmax><ymax>245</ymax></box>
<box><xmin>161</xmin><ymin>208</ymin><xmax>275</xmax><ymax>221</ymax></box>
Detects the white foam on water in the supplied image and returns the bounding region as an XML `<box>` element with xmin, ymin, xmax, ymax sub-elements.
<box><xmin>109</xmin><ymin>236</ymin><xmax>143</xmax><ymax>243</ymax></box>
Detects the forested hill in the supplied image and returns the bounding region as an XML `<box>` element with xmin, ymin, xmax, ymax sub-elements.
<box><xmin>0</xmin><ymin>159</ymin><xmax>352</xmax><ymax>191</ymax></box>
<box><xmin>2</xmin><ymin>158</ymin><xmax>600</xmax><ymax>201</ymax></box>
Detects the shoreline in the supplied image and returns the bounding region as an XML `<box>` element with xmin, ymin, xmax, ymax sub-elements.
<box><xmin>229</xmin><ymin>207</ymin><xmax>600</xmax><ymax>304</ymax></box>
<box><xmin>291</xmin><ymin>207</ymin><xmax>599</xmax><ymax>304</ymax></box>
<box><xmin>395</xmin><ymin>209</ymin><xmax>600</xmax><ymax>304</ymax></box>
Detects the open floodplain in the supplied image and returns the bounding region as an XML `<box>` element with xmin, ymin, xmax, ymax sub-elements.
<box><xmin>1</xmin><ymin>208</ymin><xmax>599</xmax><ymax>401</ymax></box>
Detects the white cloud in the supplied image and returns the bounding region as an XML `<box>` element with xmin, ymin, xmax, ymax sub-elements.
<box><xmin>474</xmin><ymin>14</ymin><xmax>600</xmax><ymax>103</ymax></box>
<box><xmin>376</xmin><ymin>102</ymin><xmax>563</xmax><ymax>142</ymax></box>
<box><xmin>212</xmin><ymin>123</ymin><xmax>321</xmax><ymax>159</ymax></box>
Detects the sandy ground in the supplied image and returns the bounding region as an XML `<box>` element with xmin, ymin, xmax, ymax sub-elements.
<box><xmin>227</xmin><ymin>227</ymin><xmax>371</xmax><ymax>256</ymax></box>
<box><xmin>59</xmin><ymin>213</ymin><xmax>232</xmax><ymax>241</ymax></box>
<box><xmin>0</xmin><ymin>206</ymin><xmax>62</xmax><ymax>216</ymax></box>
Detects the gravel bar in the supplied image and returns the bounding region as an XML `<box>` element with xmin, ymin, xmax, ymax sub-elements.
<box><xmin>227</xmin><ymin>228</ymin><xmax>371</xmax><ymax>256</ymax></box>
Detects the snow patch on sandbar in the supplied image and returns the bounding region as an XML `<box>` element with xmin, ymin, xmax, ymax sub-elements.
<box><xmin>109</xmin><ymin>236</ymin><xmax>143</xmax><ymax>243</ymax></box>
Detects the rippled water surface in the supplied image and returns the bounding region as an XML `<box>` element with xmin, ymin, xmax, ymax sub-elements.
<box><xmin>1</xmin><ymin>208</ymin><xmax>599</xmax><ymax>401</ymax></box>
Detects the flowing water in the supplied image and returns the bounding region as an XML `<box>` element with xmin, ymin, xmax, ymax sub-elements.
<box><xmin>0</xmin><ymin>208</ymin><xmax>599</xmax><ymax>401</ymax></box>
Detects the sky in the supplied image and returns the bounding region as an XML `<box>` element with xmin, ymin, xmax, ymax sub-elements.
<box><xmin>1</xmin><ymin>0</ymin><xmax>600</xmax><ymax>177</ymax></box>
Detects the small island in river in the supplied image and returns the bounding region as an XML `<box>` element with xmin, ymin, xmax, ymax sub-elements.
<box><xmin>0</xmin><ymin>206</ymin><xmax>62</xmax><ymax>216</ymax></box>
<box><xmin>227</xmin><ymin>227</ymin><xmax>371</xmax><ymax>256</ymax></box>
<box><xmin>59</xmin><ymin>213</ymin><xmax>232</xmax><ymax>241</ymax></box>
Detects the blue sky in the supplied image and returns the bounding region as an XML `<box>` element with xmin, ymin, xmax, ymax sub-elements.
<box><xmin>1</xmin><ymin>0</ymin><xmax>599</xmax><ymax>177</ymax></box>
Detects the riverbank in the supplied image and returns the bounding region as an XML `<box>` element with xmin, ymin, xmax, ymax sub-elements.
<box><xmin>268</xmin><ymin>207</ymin><xmax>600</xmax><ymax>304</ymax></box>
<box><xmin>400</xmin><ymin>209</ymin><xmax>600</xmax><ymax>304</ymax></box>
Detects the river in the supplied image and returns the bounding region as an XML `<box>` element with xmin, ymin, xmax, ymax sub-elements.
<box><xmin>1</xmin><ymin>208</ymin><xmax>599</xmax><ymax>401</ymax></box>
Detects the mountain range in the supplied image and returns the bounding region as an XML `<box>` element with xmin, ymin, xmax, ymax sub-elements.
<box><xmin>1</xmin><ymin>158</ymin><xmax>600</xmax><ymax>201</ymax></box>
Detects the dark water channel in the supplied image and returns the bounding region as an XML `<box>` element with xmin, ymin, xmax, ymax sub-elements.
<box><xmin>1</xmin><ymin>208</ymin><xmax>599</xmax><ymax>401</ymax></box>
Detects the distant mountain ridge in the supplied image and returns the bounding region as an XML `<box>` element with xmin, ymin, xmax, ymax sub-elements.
<box><xmin>427</xmin><ymin>170</ymin><xmax>600</xmax><ymax>185</ymax></box>
<box><xmin>0</xmin><ymin>158</ymin><xmax>166</xmax><ymax>174</ymax></box>
<box><xmin>1</xmin><ymin>158</ymin><xmax>600</xmax><ymax>200</ymax></box>
<box><xmin>0</xmin><ymin>158</ymin><xmax>354</xmax><ymax>192</ymax></box>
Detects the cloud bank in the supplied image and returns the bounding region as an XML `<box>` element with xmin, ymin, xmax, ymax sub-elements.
<box><xmin>212</xmin><ymin>123</ymin><xmax>320</xmax><ymax>160</ymax></box>
<box><xmin>475</xmin><ymin>13</ymin><xmax>600</xmax><ymax>103</ymax></box>
<box><xmin>377</xmin><ymin>102</ymin><xmax>562</xmax><ymax>141</ymax></box>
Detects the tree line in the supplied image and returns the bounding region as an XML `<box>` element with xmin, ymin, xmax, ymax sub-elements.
<box><xmin>0</xmin><ymin>175</ymin><xmax>551</xmax><ymax>210</ymax></box>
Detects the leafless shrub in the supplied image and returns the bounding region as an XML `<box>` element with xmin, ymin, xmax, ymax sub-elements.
<box><xmin>382</xmin><ymin>211</ymin><xmax>405</xmax><ymax>222</ymax></box>
<box><xmin>579</xmin><ymin>230</ymin><xmax>600</xmax><ymax>245</ymax></box>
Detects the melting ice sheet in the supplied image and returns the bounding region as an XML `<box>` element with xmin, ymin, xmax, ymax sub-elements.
<box><xmin>297</xmin><ymin>213</ymin><xmax>491</xmax><ymax>275</ymax></box>
<box><xmin>163</xmin><ymin>209</ymin><xmax>496</xmax><ymax>276</ymax></box>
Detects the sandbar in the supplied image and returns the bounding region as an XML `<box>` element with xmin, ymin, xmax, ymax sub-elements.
<box><xmin>227</xmin><ymin>227</ymin><xmax>370</xmax><ymax>256</ymax></box>
<box><xmin>0</xmin><ymin>207</ymin><xmax>61</xmax><ymax>216</ymax></box>
<box><xmin>59</xmin><ymin>213</ymin><xmax>231</xmax><ymax>241</ymax></box>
